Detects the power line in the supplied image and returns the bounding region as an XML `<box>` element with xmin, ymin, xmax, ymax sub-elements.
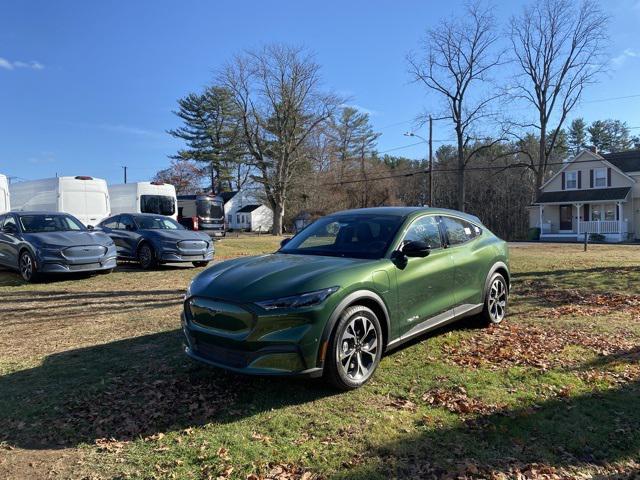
<box><xmin>320</xmin><ymin>155</ymin><xmax>640</xmax><ymax>186</ymax></box>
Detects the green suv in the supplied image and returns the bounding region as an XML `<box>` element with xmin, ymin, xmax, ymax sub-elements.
<box><xmin>182</xmin><ymin>207</ymin><xmax>509</xmax><ymax>389</ymax></box>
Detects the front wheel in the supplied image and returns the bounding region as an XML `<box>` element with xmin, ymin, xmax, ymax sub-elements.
<box><xmin>137</xmin><ymin>244</ymin><xmax>157</xmax><ymax>270</ymax></box>
<box><xmin>324</xmin><ymin>305</ymin><xmax>383</xmax><ymax>390</ymax></box>
<box><xmin>19</xmin><ymin>251</ymin><xmax>38</xmax><ymax>282</ymax></box>
<box><xmin>192</xmin><ymin>261</ymin><xmax>209</xmax><ymax>268</ymax></box>
<box><xmin>481</xmin><ymin>273</ymin><xmax>508</xmax><ymax>325</ymax></box>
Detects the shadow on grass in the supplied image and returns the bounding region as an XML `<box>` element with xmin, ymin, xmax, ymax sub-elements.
<box><xmin>0</xmin><ymin>329</ymin><xmax>336</xmax><ymax>450</ymax></box>
<box><xmin>341</xmin><ymin>348</ymin><xmax>640</xmax><ymax>479</ymax></box>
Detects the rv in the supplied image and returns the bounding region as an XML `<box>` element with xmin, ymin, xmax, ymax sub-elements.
<box><xmin>10</xmin><ymin>176</ymin><xmax>110</xmax><ymax>227</ymax></box>
<box><xmin>177</xmin><ymin>194</ymin><xmax>226</xmax><ymax>236</ymax></box>
<box><xmin>0</xmin><ymin>175</ymin><xmax>9</xmax><ymax>213</ymax></box>
<box><xmin>109</xmin><ymin>182</ymin><xmax>177</xmax><ymax>219</ymax></box>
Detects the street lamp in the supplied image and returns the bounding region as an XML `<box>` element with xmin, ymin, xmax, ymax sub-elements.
<box><xmin>404</xmin><ymin>117</ymin><xmax>434</xmax><ymax>207</ymax></box>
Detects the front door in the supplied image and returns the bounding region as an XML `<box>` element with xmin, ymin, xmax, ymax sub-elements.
<box><xmin>393</xmin><ymin>215</ymin><xmax>456</xmax><ymax>338</ymax></box>
<box><xmin>559</xmin><ymin>205</ymin><xmax>573</xmax><ymax>231</ymax></box>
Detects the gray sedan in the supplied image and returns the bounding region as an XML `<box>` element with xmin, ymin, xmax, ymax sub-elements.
<box><xmin>0</xmin><ymin>212</ymin><xmax>117</xmax><ymax>282</ymax></box>
<box><xmin>98</xmin><ymin>213</ymin><xmax>214</xmax><ymax>269</ymax></box>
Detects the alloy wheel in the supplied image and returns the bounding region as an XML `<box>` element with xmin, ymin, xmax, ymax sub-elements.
<box><xmin>20</xmin><ymin>253</ymin><xmax>33</xmax><ymax>281</ymax></box>
<box><xmin>139</xmin><ymin>245</ymin><xmax>152</xmax><ymax>268</ymax></box>
<box><xmin>339</xmin><ymin>315</ymin><xmax>379</xmax><ymax>381</ymax></box>
<box><xmin>488</xmin><ymin>278</ymin><xmax>507</xmax><ymax>322</ymax></box>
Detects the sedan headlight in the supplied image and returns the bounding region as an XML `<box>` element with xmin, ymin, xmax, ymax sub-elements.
<box><xmin>255</xmin><ymin>286</ymin><xmax>339</xmax><ymax>311</ymax></box>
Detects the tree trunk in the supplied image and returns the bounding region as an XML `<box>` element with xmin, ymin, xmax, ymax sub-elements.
<box><xmin>537</xmin><ymin>123</ymin><xmax>547</xmax><ymax>191</ymax></box>
<box><xmin>272</xmin><ymin>201</ymin><xmax>284</xmax><ymax>236</ymax></box>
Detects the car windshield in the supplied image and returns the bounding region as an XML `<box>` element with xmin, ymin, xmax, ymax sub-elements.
<box><xmin>135</xmin><ymin>216</ymin><xmax>183</xmax><ymax>230</ymax></box>
<box><xmin>279</xmin><ymin>214</ymin><xmax>405</xmax><ymax>259</ymax></box>
<box><xmin>19</xmin><ymin>214</ymin><xmax>86</xmax><ymax>233</ymax></box>
<box><xmin>196</xmin><ymin>198</ymin><xmax>224</xmax><ymax>219</ymax></box>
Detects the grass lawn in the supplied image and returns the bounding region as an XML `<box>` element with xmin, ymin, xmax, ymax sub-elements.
<box><xmin>1</xmin><ymin>238</ymin><xmax>639</xmax><ymax>479</ymax></box>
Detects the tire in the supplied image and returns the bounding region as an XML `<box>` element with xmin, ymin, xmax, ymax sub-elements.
<box><xmin>137</xmin><ymin>243</ymin><xmax>157</xmax><ymax>270</ymax></box>
<box><xmin>192</xmin><ymin>261</ymin><xmax>209</xmax><ymax>268</ymax></box>
<box><xmin>324</xmin><ymin>305</ymin><xmax>383</xmax><ymax>390</ymax></box>
<box><xmin>481</xmin><ymin>273</ymin><xmax>508</xmax><ymax>325</ymax></box>
<box><xmin>19</xmin><ymin>251</ymin><xmax>38</xmax><ymax>282</ymax></box>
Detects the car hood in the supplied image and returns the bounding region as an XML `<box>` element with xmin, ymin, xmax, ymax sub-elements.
<box><xmin>23</xmin><ymin>230</ymin><xmax>113</xmax><ymax>247</ymax></box>
<box><xmin>189</xmin><ymin>253</ymin><xmax>376</xmax><ymax>302</ymax></box>
<box><xmin>141</xmin><ymin>229</ymin><xmax>211</xmax><ymax>242</ymax></box>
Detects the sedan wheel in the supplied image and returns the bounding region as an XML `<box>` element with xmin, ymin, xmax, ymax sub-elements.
<box><xmin>137</xmin><ymin>244</ymin><xmax>157</xmax><ymax>270</ymax></box>
<box><xmin>19</xmin><ymin>251</ymin><xmax>37</xmax><ymax>282</ymax></box>
<box><xmin>325</xmin><ymin>305</ymin><xmax>382</xmax><ymax>390</ymax></box>
<box><xmin>482</xmin><ymin>273</ymin><xmax>508</xmax><ymax>325</ymax></box>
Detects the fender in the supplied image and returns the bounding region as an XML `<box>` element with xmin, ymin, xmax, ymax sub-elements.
<box><xmin>483</xmin><ymin>261</ymin><xmax>510</xmax><ymax>298</ymax></box>
<box><xmin>316</xmin><ymin>289</ymin><xmax>391</xmax><ymax>369</ymax></box>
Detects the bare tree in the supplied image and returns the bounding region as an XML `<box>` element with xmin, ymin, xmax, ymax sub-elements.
<box><xmin>221</xmin><ymin>44</ymin><xmax>341</xmax><ymax>235</ymax></box>
<box><xmin>408</xmin><ymin>1</ymin><xmax>503</xmax><ymax>211</ymax></box>
<box><xmin>509</xmin><ymin>0</ymin><xmax>608</xmax><ymax>189</ymax></box>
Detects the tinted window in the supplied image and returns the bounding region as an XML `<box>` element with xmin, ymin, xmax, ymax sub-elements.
<box><xmin>0</xmin><ymin>215</ymin><xmax>5</xmax><ymax>228</ymax></box>
<box><xmin>441</xmin><ymin>216</ymin><xmax>480</xmax><ymax>246</ymax></box>
<box><xmin>140</xmin><ymin>195</ymin><xmax>176</xmax><ymax>216</ymax></box>
<box><xmin>18</xmin><ymin>214</ymin><xmax>84</xmax><ymax>233</ymax></box>
<box><xmin>135</xmin><ymin>216</ymin><xmax>183</xmax><ymax>230</ymax></box>
<box><xmin>196</xmin><ymin>198</ymin><xmax>223</xmax><ymax>219</ymax></box>
<box><xmin>101</xmin><ymin>216</ymin><xmax>119</xmax><ymax>229</ymax></box>
<box><xmin>3</xmin><ymin>215</ymin><xmax>16</xmax><ymax>231</ymax></box>
<box><xmin>118</xmin><ymin>215</ymin><xmax>136</xmax><ymax>231</ymax></box>
<box><xmin>403</xmin><ymin>215</ymin><xmax>442</xmax><ymax>249</ymax></box>
<box><xmin>280</xmin><ymin>214</ymin><xmax>404</xmax><ymax>259</ymax></box>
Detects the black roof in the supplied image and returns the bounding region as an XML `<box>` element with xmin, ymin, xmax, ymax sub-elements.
<box><xmin>219</xmin><ymin>191</ymin><xmax>238</xmax><ymax>203</ymax></box>
<box><xmin>602</xmin><ymin>150</ymin><xmax>640</xmax><ymax>172</ymax></box>
<box><xmin>536</xmin><ymin>187</ymin><xmax>631</xmax><ymax>204</ymax></box>
<box><xmin>236</xmin><ymin>204</ymin><xmax>261</xmax><ymax>213</ymax></box>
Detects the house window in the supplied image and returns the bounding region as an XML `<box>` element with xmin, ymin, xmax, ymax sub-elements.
<box><xmin>591</xmin><ymin>206</ymin><xmax>601</xmax><ymax>221</ymax></box>
<box><xmin>228</xmin><ymin>215</ymin><xmax>232</xmax><ymax>224</ymax></box>
<box><xmin>565</xmin><ymin>171</ymin><xmax>578</xmax><ymax>189</ymax></box>
<box><xmin>237</xmin><ymin>215</ymin><xmax>240</xmax><ymax>224</ymax></box>
<box><xmin>604</xmin><ymin>204</ymin><xmax>616</xmax><ymax>221</ymax></box>
<box><xmin>594</xmin><ymin>168</ymin><xmax>607</xmax><ymax>188</ymax></box>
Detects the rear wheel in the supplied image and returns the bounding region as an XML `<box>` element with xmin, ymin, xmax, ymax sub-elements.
<box><xmin>325</xmin><ymin>305</ymin><xmax>382</xmax><ymax>390</ymax></box>
<box><xmin>192</xmin><ymin>261</ymin><xmax>209</xmax><ymax>268</ymax></box>
<box><xmin>19</xmin><ymin>251</ymin><xmax>38</xmax><ymax>282</ymax></box>
<box><xmin>481</xmin><ymin>273</ymin><xmax>508</xmax><ymax>325</ymax></box>
<box><xmin>137</xmin><ymin>243</ymin><xmax>157</xmax><ymax>270</ymax></box>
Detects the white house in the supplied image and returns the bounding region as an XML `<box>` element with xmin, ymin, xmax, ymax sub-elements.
<box><xmin>530</xmin><ymin>148</ymin><xmax>640</xmax><ymax>242</ymax></box>
<box><xmin>221</xmin><ymin>189</ymin><xmax>273</xmax><ymax>232</ymax></box>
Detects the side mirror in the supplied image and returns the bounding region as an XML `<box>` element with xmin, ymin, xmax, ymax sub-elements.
<box><xmin>87</xmin><ymin>225</ymin><xmax>95</xmax><ymax>230</ymax></box>
<box><xmin>126</xmin><ymin>224</ymin><xmax>136</xmax><ymax>232</ymax></box>
<box><xmin>2</xmin><ymin>224</ymin><xmax>16</xmax><ymax>235</ymax></box>
<box><xmin>400</xmin><ymin>240</ymin><xmax>431</xmax><ymax>258</ymax></box>
<box><xmin>280</xmin><ymin>237</ymin><xmax>291</xmax><ymax>249</ymax></box>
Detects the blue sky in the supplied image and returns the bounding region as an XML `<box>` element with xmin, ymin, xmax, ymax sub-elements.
<box><xmin>1</xmin><ymin>0</ymin><xmax>639</xmax><ymax>184</ymax></box>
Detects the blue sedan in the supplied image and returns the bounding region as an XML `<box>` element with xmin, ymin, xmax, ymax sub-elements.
<box><xmin>0</xmin><ymin>211</ymin><xmax>117</xmax><ymax>282</ymax></box>
<box><xmin>98</xmin><ymin>213</ymin><xmax>214</xmax><ymax>269</ymax></box>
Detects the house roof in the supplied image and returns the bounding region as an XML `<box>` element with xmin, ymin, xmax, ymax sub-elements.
<box><xmin>237</xmin><ymin>204</ymin><xmax>262</xmax><ymax>213</ymax></box>
<box><xmin>219</xmin><ymin>191</ymin><xmax>238</xmax><ymax>203</ymax></box>
<box><xmin>536</xmin><ymin>187</ymin><xmax>631</xmax><ymax>204</ymax></box>
<box><xmin>602</xmin><ymin>150</ymin><xmax>640</xmax><ymax>172</ymax></box>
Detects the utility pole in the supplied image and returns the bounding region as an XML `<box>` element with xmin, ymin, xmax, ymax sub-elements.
<box><xmin>428</xmin><ymin>115</ymin><xmax>433</xmax><ymax>208</ymax></box>
<box><xmin>122</xmin><ymin>166</ymin><xmax>128</xmax><ymax>184</ymax></box>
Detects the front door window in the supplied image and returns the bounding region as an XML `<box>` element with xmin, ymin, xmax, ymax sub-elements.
<box><xmin>559</xmin><ymin>205</ymin><xmax>572</xmax><ymax>230</ymax></box>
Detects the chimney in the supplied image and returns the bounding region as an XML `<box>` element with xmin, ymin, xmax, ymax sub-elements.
<box><xmin>589</xmin><ymin>145</ymin><xmax>598</xmax><ymax>154</ymax></box>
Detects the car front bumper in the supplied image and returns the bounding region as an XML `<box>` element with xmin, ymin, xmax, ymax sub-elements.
<box><xmin>39</xmin><ymin>255</ymin><xmax>117</xmax><ymax>273</ymax></box>
<box><xmin>160</xmin><ymin>249</ymin><xmax>214</xmax><ymax>263</ymax></box>
<box><xmin>181</xmin><ymin>297</ymin><xmax>332</xmax><ymax>377</ymax></box>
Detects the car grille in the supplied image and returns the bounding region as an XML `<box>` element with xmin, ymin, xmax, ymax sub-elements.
<box><xmin>195</xmin><ymin>341</ymin><xmax>251</xmax><ymax>368</ymax></box>
<box><xmin>62</xmin><ymin>245</ymin><xmax>107</xmax><ymax>260</ymax></box>
<box><xmin>68</xmin><ymin>262</ymin><xmax>102</xmax><ymax>271</ymax></box>
<box><xmin>187</xmin><ymin>298</ymin><xmax>254</xmax><ymax>335</ymax></box>
<box><xmin>178</xmin><ymin>240</ymin><xmax>207</xmax><ymax>250</ymax></box>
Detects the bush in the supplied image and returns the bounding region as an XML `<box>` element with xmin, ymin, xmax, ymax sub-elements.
<box><xmin>589</xmin><ymin>233</ymin><xmax>605</xmax><ymax>242</ymax></box>
<box><xmin>527</xmin><ymin>227</ymin><xmax>541</xmax><ymax>241</ymax></box>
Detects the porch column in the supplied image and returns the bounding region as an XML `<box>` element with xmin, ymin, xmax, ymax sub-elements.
<box><xmin>617</xmin><ymin>201</ymin><xmax>623</xmax><ymax>238</ymax></box>
<box><xmin>575</xmin><ymin>203</ymin><xmax>582</xmax><ymax>236</ymax></box>
<box><xmin>538</xmin><ymin>204</ymin><xmax>543</xmax><ymax>236</ymax></box>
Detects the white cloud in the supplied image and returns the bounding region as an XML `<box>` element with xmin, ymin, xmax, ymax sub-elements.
<box><xmin>96</xmin><ymin>123</ymin><xmax>162</xmax><ymax>138</ymax></box>
<box><xmin>0</xmin><ymin>57</ymin><xmax>45</xmax><ymax>71</ymax></box>
<box><xmin>612</xmin><ymin>48</ymin><xmax>639</xmax><ymax>67</ymax></box>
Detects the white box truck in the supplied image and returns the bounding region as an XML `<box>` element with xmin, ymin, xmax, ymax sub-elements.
<box><xmin>0</xmin><ymin>174</ymin><xmax>9</xmax><ymax>213</ymax></box>
<box><xmin>10</xmin><ymin>176</ymin><xmax>110</xmax><ymax>227</ymax></box>
<box><xmin>109</xmin><ymin>181</ymin><xmax>178</xmax><ymax>219</ymax></box>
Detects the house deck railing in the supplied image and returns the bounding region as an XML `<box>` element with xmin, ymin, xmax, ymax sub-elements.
<box><xmin>541</xmin><ymin>220</ymin><xmax>628</xmax><ymax>235</ymax></box>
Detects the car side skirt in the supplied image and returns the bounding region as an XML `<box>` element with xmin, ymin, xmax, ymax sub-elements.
<box><xmin>386</xmin><ymin>303</ymin><xmax>483</xmax><ymax>351</ymax></box>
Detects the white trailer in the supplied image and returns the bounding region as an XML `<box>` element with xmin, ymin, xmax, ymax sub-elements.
<box><xmin>0</xmin><ymin>174</ymin><xmax>9</xmax><ymax>214</ymax></box>
<box><xmin>109</xmin><ymin>182</ymin><xmax>177</xmax><ymax>219</ymax></box>
<box><xmin>10</xmin><ymin>176</ymin><xmax>110</xmax><ymax>227</ymax></box>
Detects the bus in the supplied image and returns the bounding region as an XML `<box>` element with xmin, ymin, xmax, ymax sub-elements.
<box><xmin>177</xmin><ymin>194</ymin><xmax>226</xmax><ymax>237</ymax></box>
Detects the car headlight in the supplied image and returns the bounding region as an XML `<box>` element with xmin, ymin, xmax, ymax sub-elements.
<box><xmin>184</xmin><ymin>282</ymin><xmax>192</xmax><ymax>300</ymax></box>
<box><xmin>255</xmin><ymin>286</ymin><xmax>339</xmax><ymax>311</ymax></box>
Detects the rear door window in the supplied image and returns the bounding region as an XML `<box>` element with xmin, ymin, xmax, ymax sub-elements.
<box><xmin>117</xmin><ymin>215</ymin><xmax>135</xmax><ymax>231</ymax></box>
<box><xmin>402</xmin><ymin>215</ymin><xmax>442</xmax><ymax>249</ymax></box>
<box><xmin>101</xmin><ymin>216</ymin><xmax>119</xmax><ymax>229</ymax></box>
<box><xmin>441</xmin><ymin>216</ymin><xmax>481</xmax><ymax>246</ymax></box>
